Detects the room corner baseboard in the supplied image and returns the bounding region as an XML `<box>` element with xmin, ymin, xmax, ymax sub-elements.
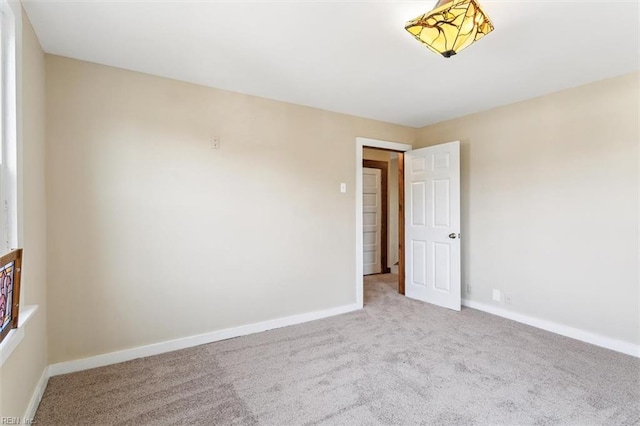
<box><xmin>462</xmin><ymin>299</ymin><xmax>639</xmax><ymax>358</ymax></box>
<box><xmin>24</xmin><ymin>366</ymin><xmax>50</xmax><ymax>421</ymax></box>
<box><xmin>48</xmin><ymin>303</ymin><xmax>361</xmax><ymax>377</ymax></box>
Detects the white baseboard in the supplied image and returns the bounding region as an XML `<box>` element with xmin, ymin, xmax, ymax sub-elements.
<box><xmin>49</xmin><ymin>303</ymin><xmax>361</xmax><ymax>377</ymax></box>
<box><xmin>462</xmin><ymin>299</ymin><xmax>640</xmax><ymax>358</ymax></box>
<box><xmin>22</xmin><ymin>299</ymin><xmax>638</xmax><ymax>419</ymax></box>
<box><xmin>24</xmin><ymin>366</ymin><xmax>50</xmax><ymax>420</ymax></box>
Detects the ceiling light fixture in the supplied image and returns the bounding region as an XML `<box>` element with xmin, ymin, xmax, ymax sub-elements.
<box><xmin>405</xmin><ymin>0</ymin><xmax>494</xmax><ymax>58</ymax></box>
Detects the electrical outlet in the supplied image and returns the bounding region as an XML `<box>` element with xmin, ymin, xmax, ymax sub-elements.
<box><xmin>492</xmin><ymin>289</ymin><xmax>501</xmax><ymax>302</ymax></box>
<box><xmin>340</xmin><ymin>183</ymin><xmax>347</xmax><ymax>193</ymax></box>
<box><xmin>505</xmin><ymin>293</ymin><xmax>513</xmax><ymax>304</ymax></box>
<box><xmin>466</xmin><ymin>284</ymin><xmax>472</xmax><ymax>295</ymax></box>
<box><xmin>211</xmin><ymin>136</ymin><xmax>221</xmax><ymax>149</ymax></box>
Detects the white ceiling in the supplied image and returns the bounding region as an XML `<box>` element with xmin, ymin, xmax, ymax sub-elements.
<box><xmin>23</xmin><ymin>0</ymin><xmax>640</xmax><ymax>127</ymax></box>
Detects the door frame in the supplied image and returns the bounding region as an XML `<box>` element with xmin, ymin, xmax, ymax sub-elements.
<box><xmin>355</xmin><ymin>137</ymin><xmax>413</xmax><ymax>308</ymax></box>
<box><xmin>363</xmin><ymin>160</ymin><xmax>389</xmax><ymax>275</ymax></box>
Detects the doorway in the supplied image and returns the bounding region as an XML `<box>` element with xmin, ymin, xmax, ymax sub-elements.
<box><xmin>356</xmin><ymin>137</ymin><xmax>462</xmax><ymax>312</ymax></box>
<box><xmin>355</xmin><ymin>138</ymin><xmax>412</xmax><ymax>308</ymax></box>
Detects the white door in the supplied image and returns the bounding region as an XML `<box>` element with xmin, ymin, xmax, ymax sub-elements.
<box><xmin>405</xmin><ymin>141</ymin><xmax>461</xmax><ymax>310</ymax></box>
<box><xmin>363</xmin><ymin>167</ymin><xmax>382</xmax><ymax>275</ymax></box>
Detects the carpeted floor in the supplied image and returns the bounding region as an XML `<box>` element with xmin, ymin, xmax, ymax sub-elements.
<box><xmin>35</xmin><ymin>274</ymin><xmax>640</xmax><ymax>425</ymax></box>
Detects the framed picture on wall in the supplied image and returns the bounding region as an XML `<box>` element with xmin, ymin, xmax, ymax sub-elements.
<box><xmin>0</xmin><ymin>249</ymin><xmax>23</xmax><ymax>344</ymax></box>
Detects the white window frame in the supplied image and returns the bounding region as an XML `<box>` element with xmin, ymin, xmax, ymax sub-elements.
<box><xmin>0</xmin><ymin>0</ymin><xmax>33</xmax><ymax>370</ymax></box>
<box><xmin>0</xmin><ymin>0</ymin><xmax>18</xmax><ymax>256</ymax></box>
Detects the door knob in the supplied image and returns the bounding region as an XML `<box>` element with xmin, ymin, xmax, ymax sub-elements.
<box><xmin>449</xmin><ymin>233</ymin><xmax>457</xmax><ymax>239</ymax></box>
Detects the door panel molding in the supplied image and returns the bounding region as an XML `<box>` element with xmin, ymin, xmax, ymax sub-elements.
<box><xmin>363</xmin><ymin>160</ymin><xmax>389</xmax><ymax>274</ymax></box>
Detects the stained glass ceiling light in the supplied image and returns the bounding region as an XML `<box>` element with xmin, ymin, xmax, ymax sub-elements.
<box><xmin>405</xmin><ymin>0</ymin><xmax>494</xmax><ymax>58</ymax></box>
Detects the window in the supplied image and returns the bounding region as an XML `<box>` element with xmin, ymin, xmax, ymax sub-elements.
<box><xmin>0</xmin><ymin>0</ymin><xmax>17</xmax><ymax>256</ymax></box>
<box><xmin>0</xmin><ymin>0</ymin><xmax>20</xmax><ymax>348</ymax></box>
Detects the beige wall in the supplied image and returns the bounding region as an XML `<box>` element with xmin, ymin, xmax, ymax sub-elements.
<box><xmin>388</xmin><ymin>155</ymin><xmax>399</xmax><ymax>267</ymax></box>
<box><xmin>417</xmin><ymin>72</ymin><xmax>640</xmax><ymax>345</ymax></box>
<box><xmin>0</xmin><ymin>11</ymin><xmax>48</xmax><ymax>417</ymax></box>
<box><xmin>45</xmin><ymin>56</ymin><xmax>415</xmax><ymax>363</ymax></box>
<box><xmin>363</xmin><ymin>148</ymin><xmax>391</xmax><ymax>162</ymax></box>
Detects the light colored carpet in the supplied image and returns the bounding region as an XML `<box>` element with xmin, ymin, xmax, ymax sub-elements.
<box><xmin>35</xmin><ymin>274</ymin><xmax>640</xmax><ymax>425</ymax></box>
